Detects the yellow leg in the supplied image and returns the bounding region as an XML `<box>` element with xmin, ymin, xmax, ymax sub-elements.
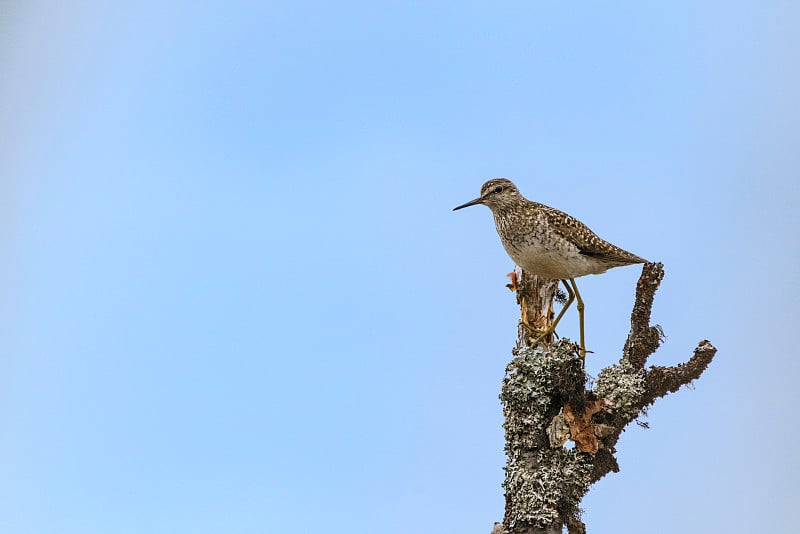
<box><xmin>567</xmin><ymin>278</ymin><xmax>587</xmax><ymax>362</ymax></box>
<box><xmin>530</xmin><ymin>279</ymin><xmax>574</xmax><ymax>347</ymax></box>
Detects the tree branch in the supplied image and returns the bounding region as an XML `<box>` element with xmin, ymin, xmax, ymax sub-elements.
<box><xmin>622</xmin><ymin>262</ymin><xmax>665</xmax><ymax>369</ymax></box>
<box><xmin>641</xmin><ymin>340</ymin><xmax>718</xmax><ymax>407</ymax></box>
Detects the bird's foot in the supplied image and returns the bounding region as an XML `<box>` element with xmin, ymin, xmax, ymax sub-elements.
<box><xmin>519</xmin><ymin>320</ymin><xmax>537</xmax><ymax>335</ymax></box>
<box><xmin>532</xmin><ymin>332</ymin><xmax>553</xmax><ymax>347</ymax></box>
<box><xmin>523</xmin><ymin>322</ymin><xmax>556</xmax><ymax>348</ymax></box>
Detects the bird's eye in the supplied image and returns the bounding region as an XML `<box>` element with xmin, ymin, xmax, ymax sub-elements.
<box><xmin>494</xmin><ymin>186</ymin><xmax>504</xmax><ymax>193</ymax></box>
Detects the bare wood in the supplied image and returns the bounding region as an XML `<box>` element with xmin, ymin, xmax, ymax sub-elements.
<box><xmin>513</xmin><ymin>267</ymin><xmax>560</xmax><ymax>349</ymax></box>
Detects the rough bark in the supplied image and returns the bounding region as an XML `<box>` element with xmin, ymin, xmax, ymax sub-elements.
<box><xmin>493</xmin><ymin>263</ymin><xmax>718</xmax><ymax>534</ymax></box>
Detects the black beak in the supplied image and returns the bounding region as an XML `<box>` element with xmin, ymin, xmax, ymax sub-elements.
<box><xmin>453</xmin><ymin>196</ymin><xmax>484</xmax><ymax>211</ymax></box>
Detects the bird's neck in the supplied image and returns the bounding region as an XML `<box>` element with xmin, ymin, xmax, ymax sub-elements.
<box><xmin>492</xmin><ymin>198</ymin><xmax>536</xmax><ymax>218</ymax></box>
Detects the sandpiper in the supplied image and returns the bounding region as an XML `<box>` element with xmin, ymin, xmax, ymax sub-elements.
<box><xmin>454</xmin><ymin>178</ymin><xmax>647</xmax><ymax>359</ymax></box>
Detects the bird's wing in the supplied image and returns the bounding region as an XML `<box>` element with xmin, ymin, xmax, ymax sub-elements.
<box><xmin>541</xmin><ymin>206</ymin><xmax>647</xmax><ymax>265</ymax></box>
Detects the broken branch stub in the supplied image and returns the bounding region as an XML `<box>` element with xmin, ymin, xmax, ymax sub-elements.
<box><xmin>513</xmin><ymin>268</ymin><xmax>560</xmax><ymax>350</ymax></box>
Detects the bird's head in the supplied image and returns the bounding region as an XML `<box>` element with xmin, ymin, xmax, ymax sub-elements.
<box><xmin>453</xmin><ymin>178</ymin><xmax>523</xmax><ymax>212</ymax></box>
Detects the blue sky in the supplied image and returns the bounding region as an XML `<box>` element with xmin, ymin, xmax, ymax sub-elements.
<box><xmin>1</xmin><ymin>1</ymin><xmax>798</xmax><ymax>533</ymax></box>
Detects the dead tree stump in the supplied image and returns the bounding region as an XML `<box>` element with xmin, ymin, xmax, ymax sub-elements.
<box><xmin>493</xmin><ymin>263</ymin><xmax>717</xmax><ymax>534</ymax></box>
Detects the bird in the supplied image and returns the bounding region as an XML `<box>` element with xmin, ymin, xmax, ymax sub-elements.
<box><xmin>453</xmin><ymin>178</ymin><xmax>647</xmax><ymax>360</ymax></box>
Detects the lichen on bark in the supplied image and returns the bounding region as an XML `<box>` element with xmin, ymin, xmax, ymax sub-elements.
<box><xmin>493</xmin><ymin>264</ymin><xmax>718</xmax><ymax>534</ymax></box>
<box><xmin>501</xmin><ymin>343</ymin><xmax>594</xmax><ymax>531</ymax></box>
<box><xmin>594</xmin><ymin>362</ymin><xmax>645</xmax><ymax>421</ymax></box>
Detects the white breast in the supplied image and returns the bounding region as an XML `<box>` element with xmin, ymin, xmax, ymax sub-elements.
<box><xmin>503</xmin><ymin>238</ymin><xmax>609</xmax><ymax>280</ymax></box>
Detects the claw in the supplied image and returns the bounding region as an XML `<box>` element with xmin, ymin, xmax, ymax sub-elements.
<box><xmin>520</xmin><ymin>320</ymin><xmax>556</xmax><ymax>346</ymax></box>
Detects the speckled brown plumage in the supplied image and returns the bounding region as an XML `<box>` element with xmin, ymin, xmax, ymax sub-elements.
<box><xmin>454</xmin><ymin>178</ymin><xmax>646</xmax><ymax>280</ymax></box>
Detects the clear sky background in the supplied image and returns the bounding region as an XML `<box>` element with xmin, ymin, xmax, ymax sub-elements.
<box><xmin>1</xmin><ymin>1</ymin><xmax>798</xmax><ymax>533</ymax></box>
